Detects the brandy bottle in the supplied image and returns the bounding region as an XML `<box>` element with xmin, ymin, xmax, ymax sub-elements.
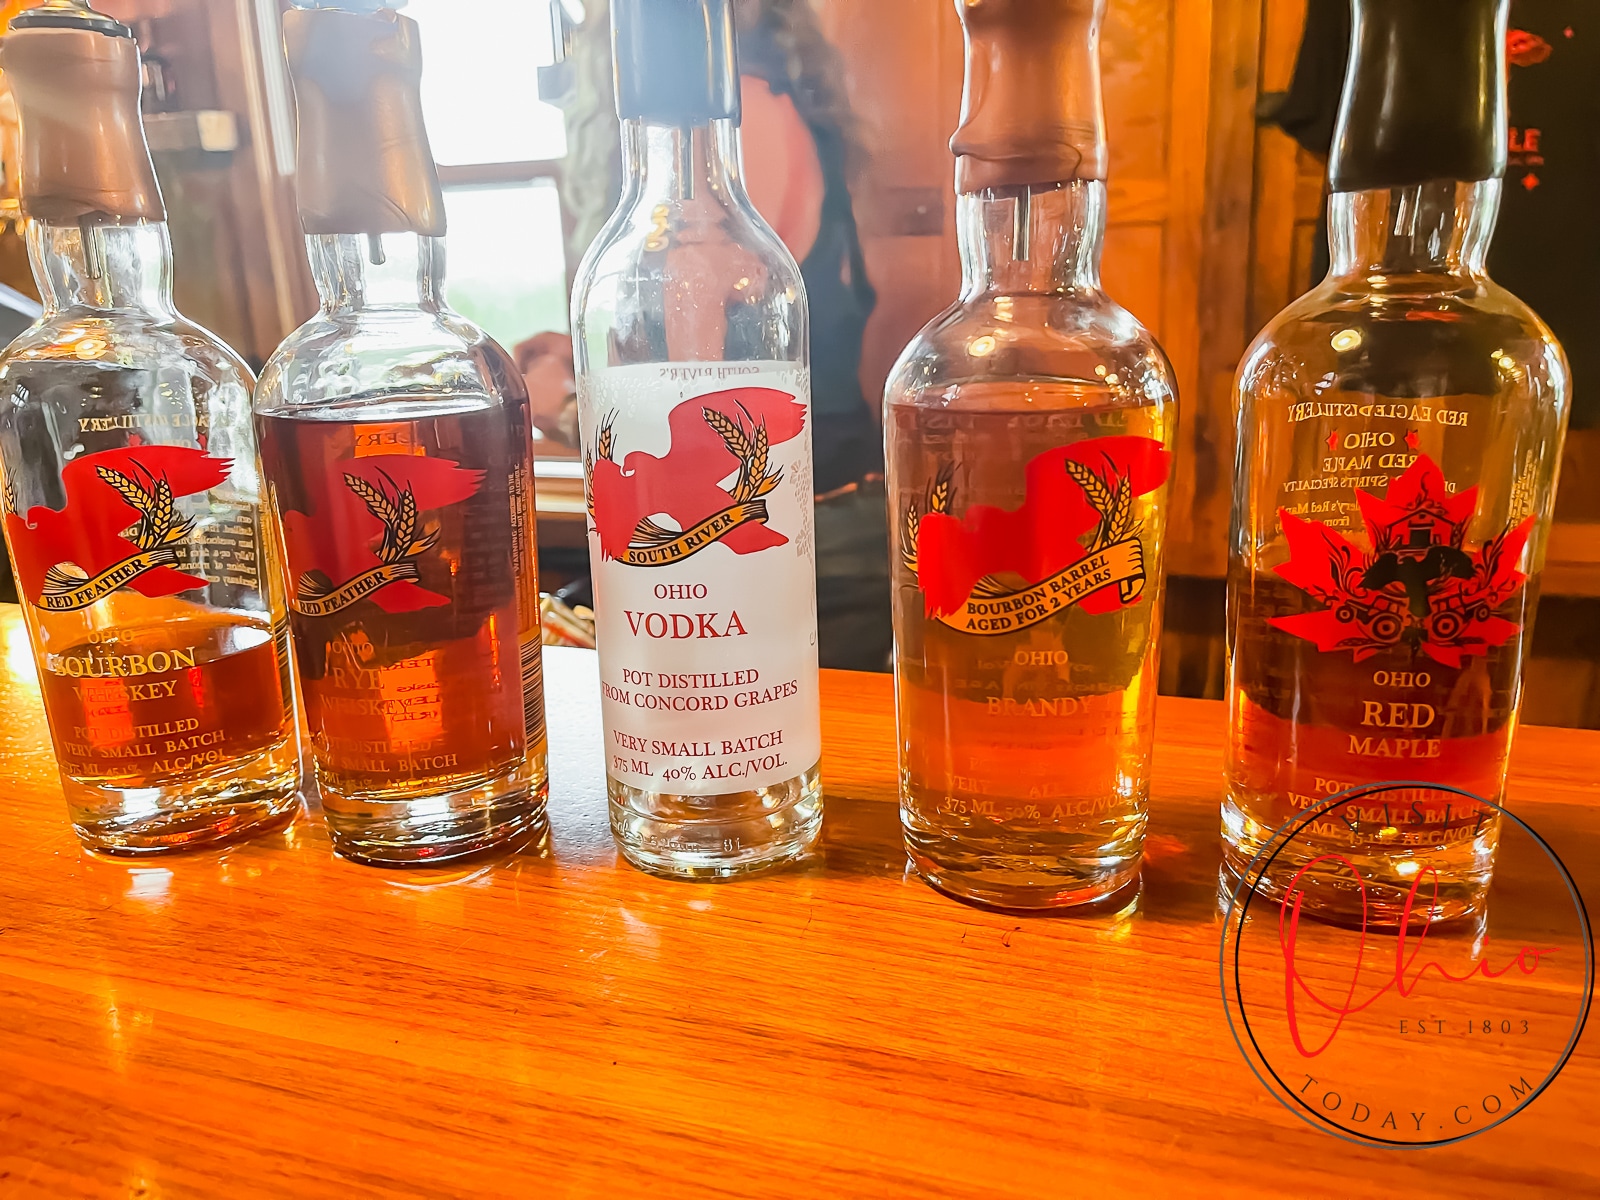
<box><xmin>1224</xmin><ymin>0</ymin><xmax>1570</xmax><ymax>924</ymax></box>
<box><xmin>884</xmin><ymin>0</ymin><xmax>1178</xmax><ymax>910</ymax></box>
<box><xmin>570</xmin><ymin>0</ymin><xmax>823</xmax><ymax>878</ymax></box>
<box><xmin>0</xmin><ymin>1</ymin><xmax>301</xmax><ymax>852</ymax></box>
<box><xmin>256</xmin><ymin>4</ymin><xmax>548</xmax><ymax>865</ymax></box>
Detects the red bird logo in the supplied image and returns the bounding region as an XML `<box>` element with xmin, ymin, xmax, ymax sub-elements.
<box><xmin>587</xmin><ymin>387</ymin><xmax>805</xmax><ymax>566</ymax></box>
<box><xmin>278</xmin><ymin>453</ymin><xmax>484</xmax><ymax>616</ymax></box>
<box><xmin>6</xmin><ymin>446</ymin><xmax>226</xmax><ymax>609</ymax></box>
<box><xmin>907</xmin><ymin>436</ymin><xmax>1171</xmax><ymax>620</ymax></box>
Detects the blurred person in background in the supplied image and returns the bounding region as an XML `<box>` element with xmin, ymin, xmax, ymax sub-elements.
<box><xmin>521</xmin><ymin>0</ymin><xmax>891</xmax><ymax>671</ymax></box>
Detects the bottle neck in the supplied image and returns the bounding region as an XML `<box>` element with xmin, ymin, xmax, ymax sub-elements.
<box><xmin>619</xmin><ymin>117</ymin><xmax>747</xmax><ymax>210</ymax></box>
<box><xmin>957</xmin><ymin>180</ymin><xmax>1104</xmax><ymax>300</ymax></box>
<box><xmin>1327</xmin><ymin>178</ymin><xmax>1499</xmax><ymax>281</ymax></box>
<box><xmin>307</xmin><ymin>231</ymin><xmax>445</xmax><ymax>314</ymax></box>
<box><xmin>28</xmin><ymin>219</ymin><xmax>175</xmax><ymax>317</ymax></box>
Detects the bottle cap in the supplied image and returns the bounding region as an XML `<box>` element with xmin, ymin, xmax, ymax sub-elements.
<box><xmin>0</xmin><ymin>0</ymin><xmax>165</xmax><ymax>224</ymax></box>
<box><xmin>281</xmin><ymin>4</ymin><xmax>446</xmax><ymax>237</ymax></box>
<box><xmin>11</xmin><ymin>0</ymin><xmax>129</xmax><ymax>35</ymax></box>
<box><xmin>1329</xmin><ymin>0</ymin><xmax>1506</xmax><ymax>192</ymax></box>
<box><xmin>612</xmin><ymin>0</ymin><xmax>739</xmax><ymax>125</ymax></box>
<box><xmin>951</xmin><ymin>0</ymin><xmax>1107</xmax><ymax>192</ymax></box>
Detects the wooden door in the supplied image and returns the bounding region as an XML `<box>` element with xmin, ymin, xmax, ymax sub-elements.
<box><xmin>817</xmin><ymin>0</ymin><xmax>1259</xmax><ymax>579</ymax></box>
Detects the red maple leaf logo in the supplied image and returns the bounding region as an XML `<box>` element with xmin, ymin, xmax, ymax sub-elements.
<box><xmin>1271</xmin><ymin>455</ymin><xmax>1530</xmax><ymax>668</ymax></box>
<box><xmin>914</xmin><ymin>436</ymin><xmax>1171</xmax><ymax>617</ymax></box>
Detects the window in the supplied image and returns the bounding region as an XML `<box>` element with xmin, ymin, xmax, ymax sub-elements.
<box><xmin>406</xmin><ymin>0</ymin><xmax>572</xmax><ymax>353</ymax></box>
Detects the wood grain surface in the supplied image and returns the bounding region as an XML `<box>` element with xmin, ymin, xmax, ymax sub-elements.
<box><xmin>0</xmin><ymin>605</ymin><xmax>1595</xmax><ymax>1198</ymax></box>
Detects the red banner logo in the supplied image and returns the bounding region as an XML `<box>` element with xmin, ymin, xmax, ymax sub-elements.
<box><xmin>586</xmin><ymin>387</ymin><xmax>805</xmax><ymax>567</ymax></box>
<box><xmin>279</xmin><ymin>454</ymin><xmax>483</xmax><ymax>616</ymax></box>
<box><xmin>903</xmin><ymin>436</ymin><xmax>1170</xmax><ymax>634</ymax></box>
<box><xmin>6</xmin><ymin>446</ymin><xmax>227</xmax><ymax>611</ymax></box>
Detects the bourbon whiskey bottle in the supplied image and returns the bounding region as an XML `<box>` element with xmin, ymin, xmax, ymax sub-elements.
<box><xmin>0</xmin><ymin>1</ymin><xmax>301</xmax><ymax>853</ymax></box>
<box><xmin>1225</xmin><ymin>0</ymin><xmax>1570</xmax><ymax>924</ymax></box>
<box><xmin>256</xmin><ymin>4</ymin><xmax>548</xmax><ymax>864</ymax></box>
<box><xmin>571</xmin><ymin>0</ymin><xmax>823</xmax><ymax>879</ymax></box>
<box><xmin>885</xmin><ymin>0</ymin><xmax>1178</xmax><ymax>910</ymax></box>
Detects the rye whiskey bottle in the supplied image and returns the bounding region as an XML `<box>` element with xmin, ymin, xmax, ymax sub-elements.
<box><xmin>884</xmin><ymin>0</ymin><xmax>1178</xmax><ymax>910</ymax></box>
<box><xmin>256</xmin><ymin>4</ymin><xmax>548</xmax><ymax>864</ymax></box>
<box><xmin>1225</xmin><ymin>0</ymin><xmax>1570</xmax><ymax>924</ymax></box>
<box><xmin>571</xmin><ymin>0</ymin><xmax>823</xmax><ymax>878</ymax></box>
<box><xmin>0</xmin><ymin>1</ymin><xmax>301</xmax><ymax>852</ymax></box>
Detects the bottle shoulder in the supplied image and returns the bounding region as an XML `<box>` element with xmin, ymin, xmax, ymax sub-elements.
<box><xmin>574</xmin><ymin>190</ymin><xmax>801</xmax><ymax>291</ymax></box>
<box><xmin>570</xmin><ymin>189</ymin><xmax>805</xmax><ymax>364</ymax></box>
<box><xmin>255</xmin><ymin>305</ymin><xmax>523</xmax><ymax>416</ymax></box>
<box><xmin>1239</xmin><ymin>274</ymin><xmax>1569</xmax><ymax>409</ymax></box>
<box><xmin>0</xmin><ymin>307</ymin><xmax>253</xmax><ymax>394</ymax></box>
<box><xmin>884</xmin><ymin>289</ymin><xmax>1177</xmax><ymax>409</ymax></box>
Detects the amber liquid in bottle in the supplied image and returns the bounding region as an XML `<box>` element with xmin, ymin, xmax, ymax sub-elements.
<box><xmin>0</xmin><ymin>5</ymin><xmax>301</xmax><ymax>852</ymax></box>
<box><xmin>5</xmin><ymin>354</ymin><xmax>303</xmax><ymax>854</ymax></box>
<box><xmin>258</xmin><ymin>402</ymin><xmax>547</xmax><ymax>861</ymax></box>
<box><xmin>40</xmin><ymin>615</ymin><xmax>290</xmax><ymax>786</ymax></box>
<box><xmin>1224</xmin><ymin>0</ymin><xmax>1569</xmax><ymax>924</ymax></box>
<box><xmin>885</xmin><ymin>0</ymin><xmax>1177</xmax><ymax>910</ymax></box>
<box><xmin>263</xmin><ymin>6</ymin><xmax>550</xmax><ymax>863</ymax></box>
<box><xmin>890</xmin><ymin>381</ymin><xmax>1172</xmax><ymax>907</ymax></box>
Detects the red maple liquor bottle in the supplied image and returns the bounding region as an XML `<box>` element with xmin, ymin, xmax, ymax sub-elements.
<box><xmin>884</xmin><ymin>0</ymin><xmax>1179</xmax><ymax>910</ymax></box>
<box><xmin>1224</xmin><ymin>0</ymin><xmax>1570</xmax><ymax>924</ymax></box>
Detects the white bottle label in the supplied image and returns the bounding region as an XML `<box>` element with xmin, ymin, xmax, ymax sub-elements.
<box><xmin>578</xmin><ymin>361</ymin><xmax>821</xmax><ymax>794</ymax></box>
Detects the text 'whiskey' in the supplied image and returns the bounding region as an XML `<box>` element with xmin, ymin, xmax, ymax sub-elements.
<box><xmin>257</xmin><ymin>6</ymin><xmax>547</xmax><ymax>865</ymax></box>
<box><xmin>0</xmin><ymin>4</ymin><xmax>300</xmax><ymax>852</ymax></box>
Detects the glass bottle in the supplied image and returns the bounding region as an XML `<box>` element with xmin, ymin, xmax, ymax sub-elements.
<box><xmin>255</xmin><ymin>3</ymin><xmax>548</xmax><ymax>865</ymax></box>
<box><xmin>884</xmin><ymin>0</ymin><xmax>1179</xmax><ymax>910</ymax></box>
<box><xmin>570</xmin><ymin>0</ymin><xmax>823</xmax><ymax>879</ymax></box>
<box><xmin>0</xmin><ymin>1</ymin><xmax>300</xmax><ymax>853</ymax></box>
<box><xmin>1224</xmin><ymin>0</ymin><xmax>1569</xmax><ymax>924</ymax></box>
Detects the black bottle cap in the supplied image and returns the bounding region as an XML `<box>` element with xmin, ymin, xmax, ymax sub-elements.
<box><xmin>11</xmin><ymin>0</ymin><xmax>130</xmax><ymax>36</ymax></box>
<box><xmin>612</xmin><ymin>0</ymin><xmax>740</xmax><ymax>125</ymax></box>
<box><xmin>1329</xmin><ymin>0</ymin><xmax>1506</xmax><ymax>192</ymax></box>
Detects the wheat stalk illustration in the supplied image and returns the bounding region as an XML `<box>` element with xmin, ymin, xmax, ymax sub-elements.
<box><xmin>705</xmin><ymin>405</ymin><xmax>783</xmax><ymax>503</ymax></box>
<box><xmin>584</xmin><ymin>412</ymin><xmax>617</xmax><ymax>520</ymax></box>
<box><xmin>344</xmin><ymin>473</ymin><xmax>398</xmax><ymax>525</ymax></box>
<box><xmin>1065</xmin><ymin>458</ymin><xmax>1135</xmax><ymax>552</ymax></box>
<box><xmin>703</xmin><ymin>407</ymin><xmax>751</xmax><ymax>459</ymax></box>
<box><xmin>902</xmin><ymin>463</ymin><xmax>955</xmax><ymax>574</ymax></box>
<box><xmin>901</xmin><ymin>498</ymin><xmax>921</xmax><ymax>573</ymax></box>
<box><xmin>344</xmin><ymin>470</ymin><xmax>439</xmax><ymax>565</ymax></box>
<box><xmin>96</xmin><ymin>463</ymin><xmax>194</xmax><ymax>550</ymax></box>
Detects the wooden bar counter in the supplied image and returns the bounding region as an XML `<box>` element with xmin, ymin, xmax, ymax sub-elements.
<box><xmin>0</xmin><ymin>606</ymin><xmax>1595</xmax><ymax>1197</ymax></box>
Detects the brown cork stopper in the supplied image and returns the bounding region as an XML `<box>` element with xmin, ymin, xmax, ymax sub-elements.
<box><xmin>951</xmin><ymin>0</ymin><xmax>1107</xmax><ymax>192</ymax></box>
<box><xmin>283</xmin><ymin>6</ymin><xmax>445</xmax><ymax>237</ymax></box>
<box><xmin>0</xmin><ymin>13</ymin><xmax>164</xmax><ymax>224</ymax></box>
